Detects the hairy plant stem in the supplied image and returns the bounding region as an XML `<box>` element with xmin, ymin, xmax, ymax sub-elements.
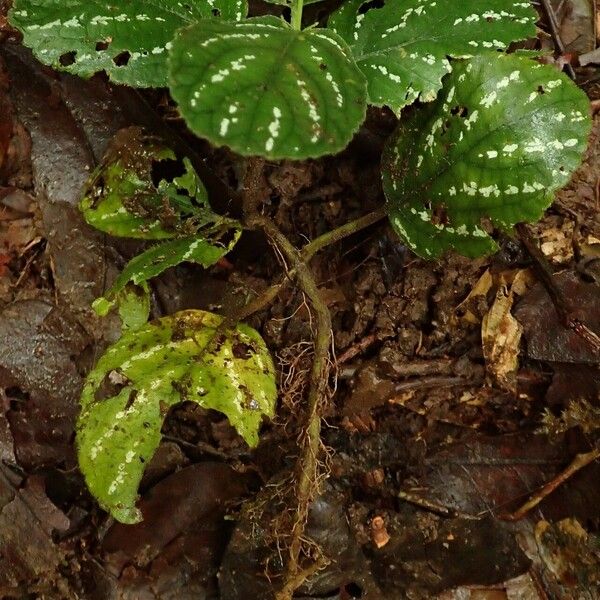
<box><xmin>231</xmin><ymin>207</ymin><xmax>386</xmax><ymax>322</ymax></box>
<box><xmin>291</xmin><ymin>0</ymin><xmax>304</xmax><ymax>30</ymax></box>
<box><xmin>247</xmin><ymin>213</ymin><xmax>332</xmax><ymax>600</ymax></box>
<box><xmin>237</xmin><ymin>158</ymin><xmax>386</xmax><ymax>596</ymax></box>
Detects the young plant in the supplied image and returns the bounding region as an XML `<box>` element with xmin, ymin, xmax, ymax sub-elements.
<box><xmin>8</xmin><ymin>0</ymin><xmax>592</xmax><ymax>523</ymax></box>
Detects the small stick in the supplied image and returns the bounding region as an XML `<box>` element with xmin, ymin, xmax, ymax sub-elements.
<box><xmin>336</xmin><ymin>333</ymin><xmax>379</xmax><ymax>364</ymax></box>
<box><xmin>540</xmin><ymin>0</ymin><xmax>577</xmax><ymax>80</ymax></box>
<box><xmin>397</xmin><ymin>490</ymin><xmax>478</xmax><ymax>519</ymax></box>
<box><xmin>501</xmin><ymin>447</ymin><xmax>600</xmax><ymax>521</ymax></box>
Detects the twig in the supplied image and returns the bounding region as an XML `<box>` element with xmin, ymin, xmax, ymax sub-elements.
<box><xmin>540</xmin><ymin>0</ymin><xmax>577</xmax><ymax>80</ymax></box>
<box><xmin>336</xmin><ymin>333</ymin><xmax>379</xmax><ymax>364</ymax></box>
<box><xmin>516</xmin><ymin>223</ymin><xmax>600</xmax><ymax>356</ymax></box>
<box><xmin>500</xmin><ymin>447</ymin><xmax>600</xmax><ymax>521</ymax></box>
<box><xmin>397</xmin><ymin>490</ymin><xmax>477</xmax><ymax>519</ymax></box>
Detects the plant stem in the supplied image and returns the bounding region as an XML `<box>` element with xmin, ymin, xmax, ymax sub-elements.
<box><xmin>290</xmin><ymin>0</ymin><xmax>304</xmax><ymax>30</ymax></box>
<box><xmin>231</xmin><ymin>207</ymin><xmax>386</xmax><ymax>322</ymax></box>
<box><xmin>247</xmin><ymin>214</ymin><xmax>332</xmax><ymax>600</ymax></box>
<box><xmin>303</xmin><ymin>206</ymin><xmax>387</xmax><ymax>261</ymax></box>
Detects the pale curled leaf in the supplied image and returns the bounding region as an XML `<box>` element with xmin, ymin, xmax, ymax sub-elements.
<box><xmin>481</xmin><ymin>274</ymin><xmax>529</xmax><ymax>393</ymax></box>
<box><xmin>329</xmin><ymin>0</ymin><xmax>537</xmax><ymax>112</ymax></box>
<box><xmin>168</xmin><ymin>16</ymin><xmax>368</xmax><ymax>159</ymax></box>
<box><xmin>382</xmin><ymin>54</ymin><xmax>592</xmax><ymax>258</ymax></box>
<box><xmin>9</xmin><ymin>0</ymin><xmax>248</xmax><ymax>87</ymax></box>
<box><xmin>77</xmin><ymin>309</ymin><xmax>277</xmax><ymax>523</ymax></box>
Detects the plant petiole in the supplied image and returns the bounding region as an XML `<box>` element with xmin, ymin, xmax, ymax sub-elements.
<box><xmin>290</xmin><ymin>0</ymin><xmax>304</xmax><ymax>30</ymax></box>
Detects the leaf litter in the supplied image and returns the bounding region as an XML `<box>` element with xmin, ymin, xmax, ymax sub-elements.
<box><xmin>1</xmin><ymin>2</ymin><xmax>600</xmax><ymax>599</ymax></box>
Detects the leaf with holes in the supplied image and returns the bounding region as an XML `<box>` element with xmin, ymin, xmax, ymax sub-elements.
<box><xmin>81</xmin><ymin>127</ymin><xmax>241</xmax><ymax>312</ymax></box>
<box><xmin>168</xmin><ymin>16</ymin><xmax>367</xmax><ymax>159</ymax></box>
<box><xmin>329</xmin><ymin>0</ymin><xmax>537</xmax><ymax>113</ymax></box>
<box><xmin>77</xmin><ymin>309</ymin><xmax>277</xmax><ymax>523</ymax></box>
<box><xmin>8</xmin><ymin>0</ymin><xmax>248</xmax><ymax>87</ymax></box>
<box><xmin>80</xmin><ymin>128</ymin><xmax>221</xmax><ymax>240</ymax></box>
<box><xmin>382</xmin><ymin>54</ymin><xmax>591</xmax><ymax>259</ymax></box>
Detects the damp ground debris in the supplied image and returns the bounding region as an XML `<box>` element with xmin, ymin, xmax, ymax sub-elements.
<box><xmin>1</xmin><ymin>1</ymin><xmax>600</xmax><ymax>599</ymax></box>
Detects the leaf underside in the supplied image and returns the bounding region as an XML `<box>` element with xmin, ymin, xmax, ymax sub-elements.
<box><xmin>329</xmin><ymin>0</ymin><xmax>537</xmax><ymax>113</ymax></box>
<box><xmin>168</xmin><ymin>16</ymin><xmax>368</xmax><ymax>159</ymax></box>
<box><xmin>77</xmin><ymin>309</ymin><xmax>277</xmax><ymax>523</ymax></box>
<box><xmin>9</xmin><ymin>0</ymin><xmax>248</xmax><ymax>87</ymax></box>
<box><xmin>382</xmin><ymin>53</ymin><xmax>592</xmax><ymax>259</ymax></box>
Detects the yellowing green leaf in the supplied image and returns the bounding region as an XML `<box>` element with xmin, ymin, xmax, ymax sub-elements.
<box><xmin>80</xmin><ymin>128</ymin><xmax>213</xmax><ymax>240</ymax></box>
<box><xmin>77</xmin><ymin>310</ymin><xmax>277</xmax><ymax>523</ymax></box>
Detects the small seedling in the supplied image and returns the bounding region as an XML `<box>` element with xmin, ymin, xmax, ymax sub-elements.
<box><xmin>9</xmin><ymin>0</ymin><xmax>592</xmax><ymax>523</ymax></box>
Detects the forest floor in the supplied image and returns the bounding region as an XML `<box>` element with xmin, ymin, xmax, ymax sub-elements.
<box><xmin>0</xmin><ymin>1</ymin><xmax>600</xmax><ymax>599</ymax></box>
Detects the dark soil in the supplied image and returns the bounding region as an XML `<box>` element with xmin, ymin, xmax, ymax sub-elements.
<box><xmin>1</xmin><ymin>3</ymin><xmax>599</xmax><ymax>600</ymax></box>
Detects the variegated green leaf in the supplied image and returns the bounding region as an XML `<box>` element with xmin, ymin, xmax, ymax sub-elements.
<box><xmin>117</xmin><ymin>285</ymin><xmax>151</xmax><ymax>331</ymax></box>
<box><xmin>81</xmin><ymin>127</ymin><xmax>242</xmax><ymax>311</ymax></box>
<box><xmin>382</xmin><ymin>54</ymin><xmax>591</xmax><ymax>259</ymax></box>
<box><xmin>78</xmin><ymin>309</ymin><xmax>277</xmax><ymax>523</ymax></box>
<box><xmin>329</xmin><ymin>0</ymin><xmax>537</xmax><ymax>113</ymax></box>
<box><xmin>98</xmin><ymin>230</ymin><xmax>241</xmax><ymax>312</ymax></box>
<box><xmin>8</xmin><ymin>0</ymin><xmax>248</xmax><ymax>87</ymax></box>
<box><xmin>81</xmin><ymin>128</ymin><xmax>216</xmax><ymax>240</ymax></box>
<box><xmin>168</xmin><ymin>16</ymin><xmax>367</xmax><ymax>159</ymax></box>
<box><xmin>261</xmin><ymin>0</ymin><xmax>323</xmax><ymax>4</ymax></box>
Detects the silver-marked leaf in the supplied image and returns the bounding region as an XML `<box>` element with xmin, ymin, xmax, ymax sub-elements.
<box><xmin>80</xmin><ymin>128</ymin><xmax>217</xmax><ymax>240</ymax></box>
<box><xmin>81</xmin><ymin>127</ymin><xmax>242</xmax><ymax>312</ymax></box>
<box><xmin>168</xmin><ymin>16</ymin><xmax>368</xmax><ymax>159</ymax></box>
<box><xmin>261</xmin><ymin>0</ymin><xmax>323</xmax><ymax>4</ymax></box>
<box><xmin>99</xmin><ymin>230</ymin><xmax>241</xmax><ymax>312</ymax></box>
<box><xmin>77</xmin><ymin>309</ymin><xmax>277</xmax><ymax>523</ymax></box>
<box><xmin>329</xmin><ymin>0</ymin><xmax>537</xmax><ymax>113</ymax></box>
<box><xmin>9</xmin><ymin>0</ymin><xmax>248</xmax><ymax>87</ymax></box>
<box><xmin>382</xmin><ymin>54</ymin><xmax>591</xmax><ymax>259</ymax></box>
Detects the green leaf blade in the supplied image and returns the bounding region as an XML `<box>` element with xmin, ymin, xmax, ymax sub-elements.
<box><xmin>9</xmin><ymin>0</ymin><xmax>248</xmax><ymax>87</ymax></box>
<box><xmin>329</xmin><ymin>0</ymin><xmax>537</xmax><ymax>113</ymax></box>
<box><xmin>168</xmin><ymin>17</ymin><xmax>368</xmax><ymax>159</ymax></box>
<box><xmin>77</xmin><ymin>309</ymin><xmax>277</xmax><ymax>523</ymax></box>
<box><xmin>100</xmin><ymin>230</ymin><xmax>241</xmax><ymax>310</ymax></box>
<box><xmin>382</xmin><ymin>54</ymin><xmax>592</xmax><ymax>259</ymax></box>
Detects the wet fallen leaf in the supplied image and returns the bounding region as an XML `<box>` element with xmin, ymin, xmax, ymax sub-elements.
<box><xmin>0</xmin><ymin>468</ymin><xmax>72</xmax><ymax>596</ymax></box>
<box><xmin>0</xmin><ymin>299</ymin><xmax>87</xmax><ymax>469</ymax></box>
<box><xmin>535</xmin><ymin>518</ymin><xmax>600</xmax><ymax>593</ymax></box>
<box><xmin>515</xmin><ymin>271</ymin><xmax>600</xmax><ymax>364</ymax></box>
<box><xmin>552</xmin><ymin>0</ymin><xmax>596</xmax><ymax>54</ymax></box>
<box><xmin>103</xmin><ymin>462</ymin><xmax>248</xmax><ymax>571</ymax></box>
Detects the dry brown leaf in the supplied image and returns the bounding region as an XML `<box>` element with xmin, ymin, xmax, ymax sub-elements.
<box><xmin>482</xmin><ymin>287</ymin><xmax>522</xmax><ymax>393</ymax></box>
<box><xmin>455</xmin><ymin>268</ymin><xmax>494</xmax><ymax>324</ymax></box>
